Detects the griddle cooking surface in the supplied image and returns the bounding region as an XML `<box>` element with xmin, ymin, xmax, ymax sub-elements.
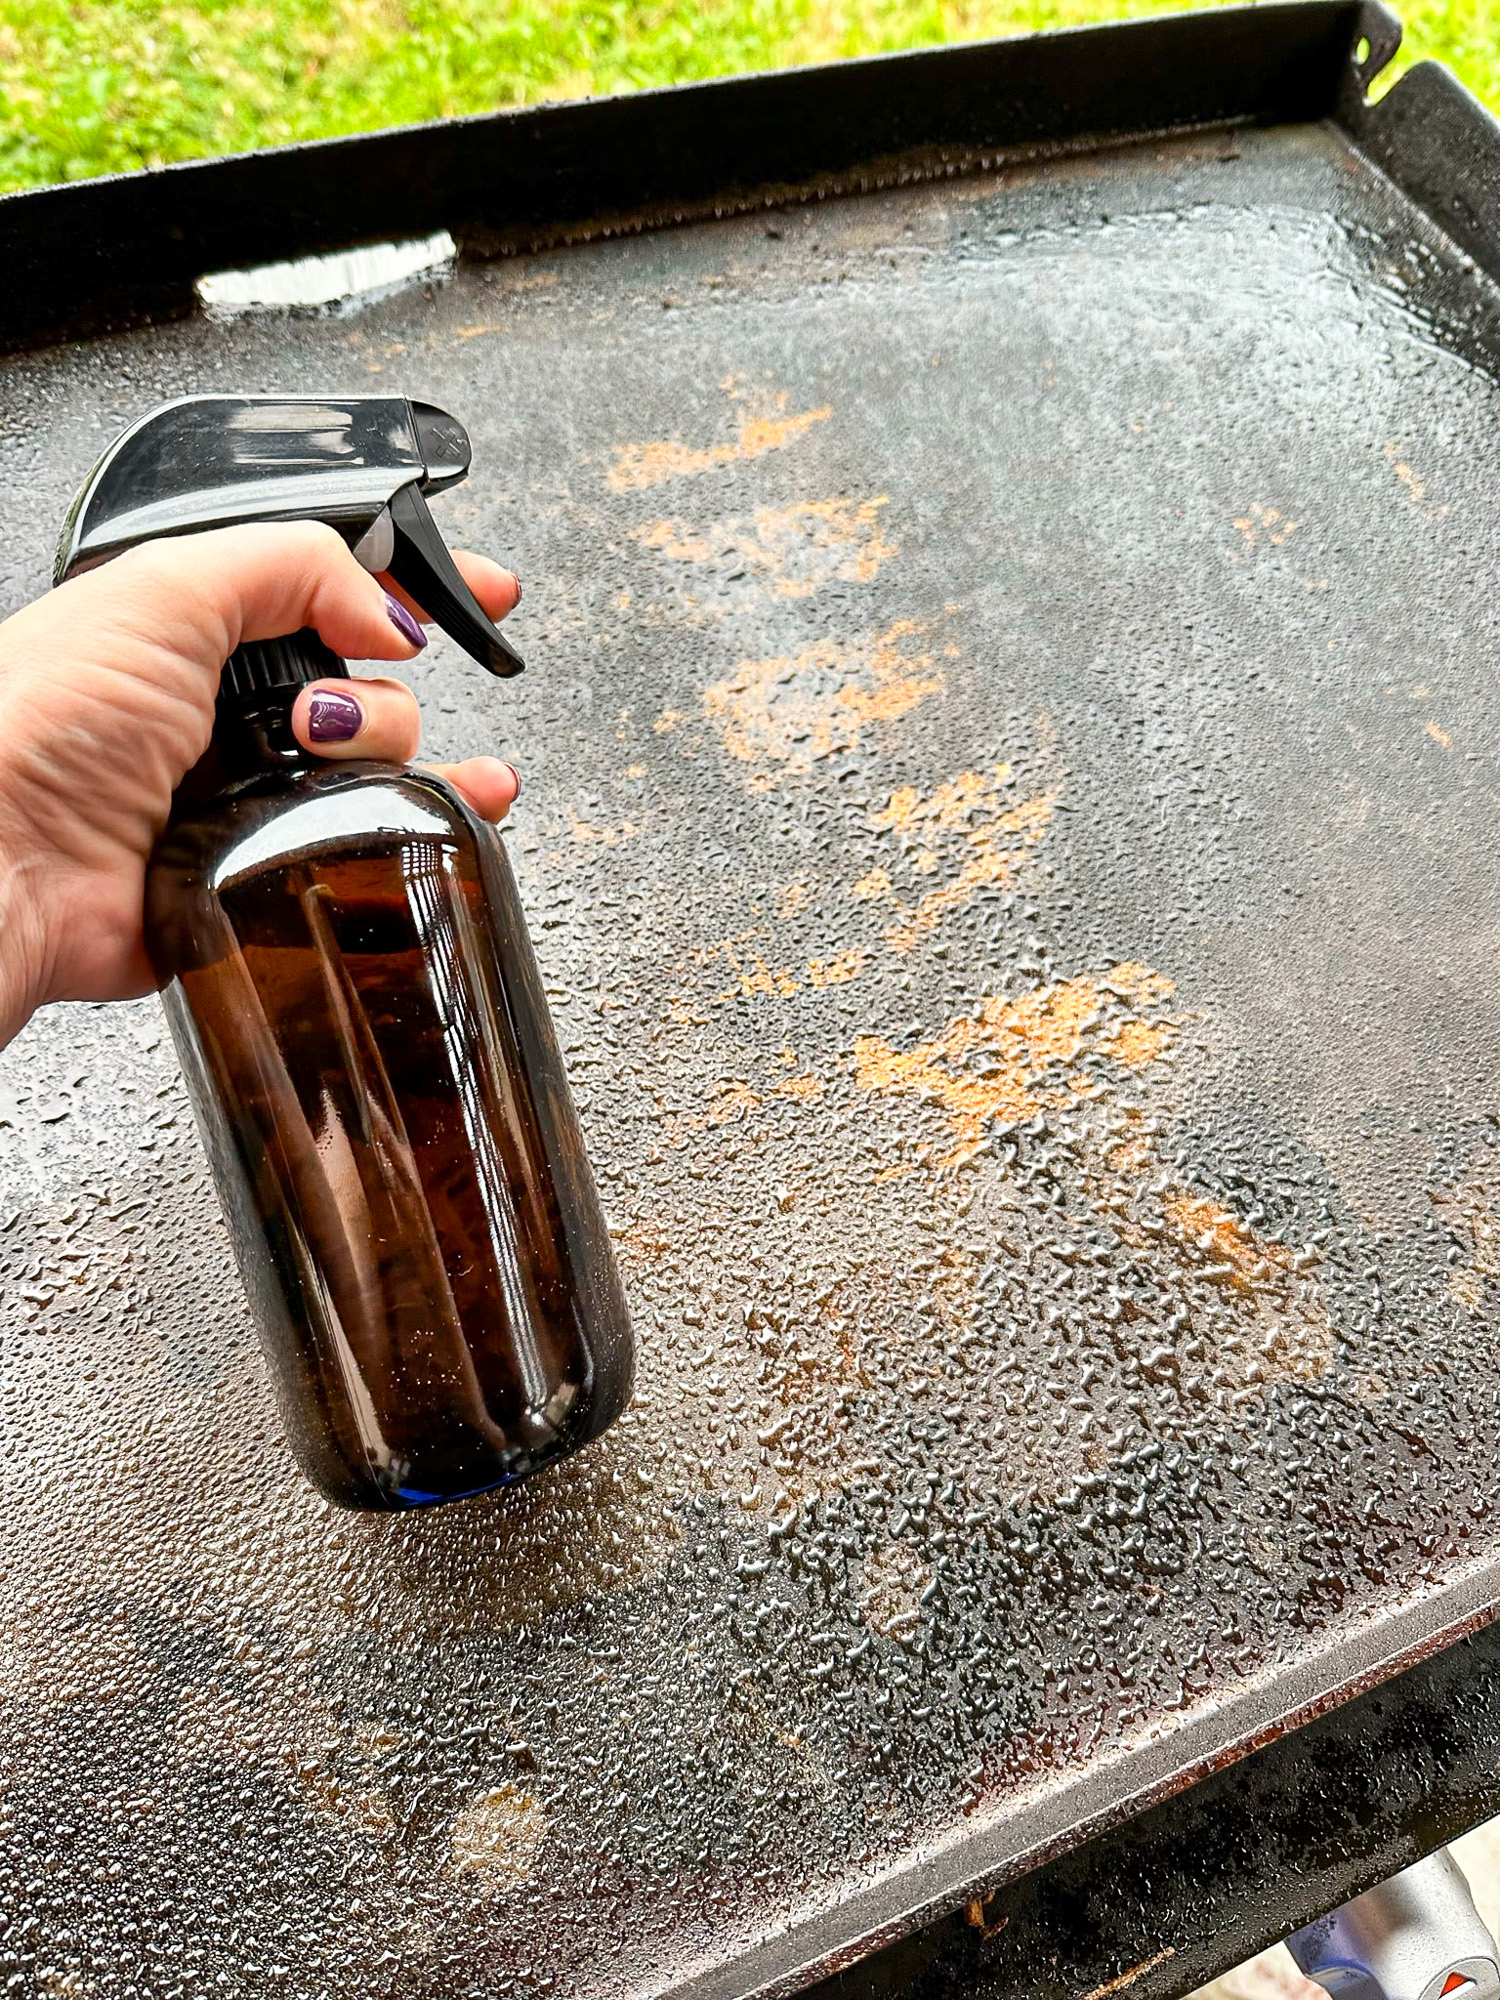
<box><xmin>2</xmin><ymin>108</ymin><xmax>1500</xmax><ymax>2000</ymax></box>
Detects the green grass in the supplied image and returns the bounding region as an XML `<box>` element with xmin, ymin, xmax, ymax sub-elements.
<box><xmin>1</xmin><ymin>0</ymin><xmax>1496</xmax><ymax>195</ymax></box>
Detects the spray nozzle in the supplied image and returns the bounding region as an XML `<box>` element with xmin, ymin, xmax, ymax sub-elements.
<box><xmin>56</xmin><ymin>394</ymin><xmax>524</xmax><ymax>677</ymax></box>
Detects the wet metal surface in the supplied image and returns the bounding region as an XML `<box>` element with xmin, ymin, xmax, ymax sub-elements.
<box><xmin>801</xmin><ymin>1624</ymin><xmax>1500</xmax><ymax>2000</ymax></box>
<box><xmin>3</xmin><ymin>102</ymin><xmax>1500</xmax><ymax>2000</ymax></box>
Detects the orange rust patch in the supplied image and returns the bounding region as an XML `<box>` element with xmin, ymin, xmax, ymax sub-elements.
<box><xmin>1430</xmin><ymin>1147</ymin><xmax>1500</xmax><ymax>1313</ymax></box>
<box><xmin>851</xmin><ymin>868</ymin><xmax>892</xmax><ymax>901</ymax></box>
<box><xmin>1090</xmin><ymin>1144</ymin><xmax>1334</xmax><ymax>1385</ymax></box>
<box><xmin>694</xmin><ymin>1067</ymin><xmax>823</xmax><ymax>1132</ymax></box>
<box><xmin>703</xmin><ymin>1083</ymin><xmax>762</xmax><ymax>1125</ymax></box>
<box><xmin>858</xmin><ymin>1540</ymin><xmax>932</xmax><ymax>1639</ymax></box>
<box><xmin>881</xmin><ymin>784</ymin><xmax>1060</xmax><ymax>954</ymax></box>
<box><xmin>703</xmin><ymin>620</ymin><xmax>942</xmax><ymax>772</ymax></box>
<box><xmin>448</xmin><ymin>1783</ymin><xmax>548</xmax><ymax>1891</ymax></box>
<box><xmin>636</xmin><ymin>495</ymin><xmax>896</xmax><ymax>599</ymax></box>
<box><xmin>1383</xmin><ymin>442</ymin><xmax>1448</xmax><ymax>516</ymax></box>
<box><xmin>872</xmin><ymin>766</ymin><xmax>1012</xmax><ymax>839</ymax></box>
<box><xmin>1388</xmin><ymin>447</ymin><xmax>1426</xmax><ymax>504</ymax></box>
<box><xmin>1234</xmin><ymin>502</ymin><xmax>1299</xmax><ymax>554</ymax></box>
<box><xmin>778</xmin><ymin>1072</ymin><xmax>822</xmax><ymax>1100</ymax></box>
<box><xmin>1105</xmin><ymin>1131</ymin><xmax>1154</xmax><ymax>1175</ymax></box>
<box><xmin>966</xmin><ymin>1893</ymin><xmax>1009</xmax><ymax>1940</ymax></box>
<box><xmin>663</xmin><ymin>996</ymin><xmax>708</xmax><ymax>1028</ymax></box>
<box><xmin>608</xmin><ymin>402</ymin><xmax>833</xmax><ymax>492</ymax></box>
<box><xmin>683</xmin><ymin>932</ymin><xmax>875</xmax><ymax>1011</ymax></box>
<box><xmin>686</xmin><ymin>933</ymin><xmax>805</xmax><ymax>1005</ymax></box>
<box><xmin>568</xmin><ymin>813</ymin><xmax>640</xmax><ymax>846</ymax></box>
<box><xmin>1077</xmin><ymin>1948</ymin><xmax>1177</xmax><ymax>2000</ymax></box>
<box><xmin>1451</xmin><ymin>1268</ymin><xmax>1484</xmax><ymax>1311</ymax></box>
<box><xmin>854</xmin><ymin>965</ymin><xmax>1175</xmax><ymax>1165</ymax></box>
<box><xmin>1425</xmin><ymin>719</ymin><xmax>1453</xmax><ymax>749</ymax></box>
<box><xmin>885</xmin><ymin>842</ymin><xmax>1021</xmax><ymax>952</ymax></box>
<box><xmin>807</xmin><ymin>950</ymin><xmax>865</xmax><ymax>987</ymax></box>
<box><xmin>735</xmin><ymin>949</ymin><xmax>866</xmax><ymax>1004</ymax></box>
<box><xmin>1159</xmin><ymin>1194</ymin><xmax>1293</xmax><ymax>1292</ymax></box>
<box><xmin>1096</xmin><ymin>1019</ymin><xmax>1175</xmax><ymax>1069</ymax></box>
<box><xmin>735</xmin><ymin>959</ymin><xmax>801</xmax><ymax>1000</ymax></box>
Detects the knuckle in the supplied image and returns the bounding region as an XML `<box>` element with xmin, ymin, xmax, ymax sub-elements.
<box><xmin>116</xmin><ymin>539</ymin><xmax>186</xmax><ymax>587</ymax></box>
<box><xmin>291</xmin><ymin>520</ymin><xmax>351</xmax><ymax>570</ymax></box>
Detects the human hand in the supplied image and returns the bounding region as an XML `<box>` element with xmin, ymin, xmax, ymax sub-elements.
<box><xmin>0</xmin><ymin>521</ymin><xmax>522</xmax><ymax>1047</ymax></box>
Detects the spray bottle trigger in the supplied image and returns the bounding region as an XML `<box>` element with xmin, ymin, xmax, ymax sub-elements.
<box><xmin>381</xmin><ymin>483</ymin><xmax>524</xmax><ymax>678</ymax></box>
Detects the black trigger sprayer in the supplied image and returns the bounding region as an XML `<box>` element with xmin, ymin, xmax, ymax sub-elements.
<box><xmin>58</xmin><ymin>396</ymin><xmax>634</xmax><ymax>1509</ymax></box>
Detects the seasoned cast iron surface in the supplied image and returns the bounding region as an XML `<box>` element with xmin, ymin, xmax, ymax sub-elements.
<box><xmin>2</xmin><ymin>121</ymin><xmax>1500</xmax><ymax>1999</ymax></box>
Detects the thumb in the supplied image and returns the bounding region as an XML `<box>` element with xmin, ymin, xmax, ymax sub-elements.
<box><xmin>106</xmin><ymin>520</ymin><xmax>429</xmax><ymax>666</ymax></box>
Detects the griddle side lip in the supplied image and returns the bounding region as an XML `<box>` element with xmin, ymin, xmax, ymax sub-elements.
<box><xmin>655</xmin><ymin>1565</ymin><xmax>1500</xmax><ymax>2000</ymax></box>
<box><xmin>1346</xmin><ymin>55</ymin><xmax>1500</xmax><ymax>281</ymax></box>
<box><xmin>0</xmin><ymin>0</ymin><xmax>1376</xmax><ymax>353</ymax></box>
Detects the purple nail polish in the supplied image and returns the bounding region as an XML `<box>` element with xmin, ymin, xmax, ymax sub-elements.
<box><xmin>306</xmin><ymin>688</ymin><xmax>363</xmax><ymax>743</ymax></box>
<box><xmin>384</xmin><ymin>592</ymin><xmax>427</xmax><ymax>650</ymax></box>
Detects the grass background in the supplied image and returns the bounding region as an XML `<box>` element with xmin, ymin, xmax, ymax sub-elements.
<box><xmin>1</xmin><ymin>0</ymin><xmax>1496</xmax><ymax>195</ymax></box>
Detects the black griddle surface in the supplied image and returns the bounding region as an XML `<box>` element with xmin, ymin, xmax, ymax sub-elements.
<box><xmin>3</xmin><ymin>36</ymin><xmax>1500</xmax><ymax>2000</ymax></box>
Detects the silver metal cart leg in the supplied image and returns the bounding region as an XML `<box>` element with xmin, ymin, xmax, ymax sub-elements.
<box><xmin>1289</xmin><ymin>1852</ymin><xmax>1500</xmax><ymax>2000</ymax></box>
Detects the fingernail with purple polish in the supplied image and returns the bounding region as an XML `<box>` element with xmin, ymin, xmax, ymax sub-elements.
<box><xmin>307</xmin><ymin>688</ymin><xmax>364</xmax><ymax>743</ymax></box>
<box><xmin>384</xmin><ymin>592</ymin><xmax>427</xmax><ymax>650</ymax></box>
<box><xmin>504</xmin><ymin>762</ymin><xmax>522</xmax><ymax>797</ymax></box>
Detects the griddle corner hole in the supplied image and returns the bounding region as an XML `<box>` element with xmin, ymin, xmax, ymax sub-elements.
<box><xmin>1349</xmin><ymin>3</ymin><xmax>1404</xmax><ymax>105</ymax></box>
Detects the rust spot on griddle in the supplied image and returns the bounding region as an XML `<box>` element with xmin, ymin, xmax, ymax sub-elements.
<box><xmin>448</xmin><ymin>1783</ymin><xmax>548</xmax><ymax>1894</ymax></box>
<box><xmin>883</xmin><ymin>788</ymin><xmax>1059</xmax><ymax>953</ymax></box>
<box><xmin>858</xmin><ymin>1540</ymin><xmax>933</xmax><ymax>1639</ymax></box>
<box><xmin>1433</xmin><ymin>1142</ymin><xmax>1500</xmax><ymax>1316</ymax></box>
<box><xmin>609</xmin><ymin>397</ymin><xmax>832</xmax><ymax>492</ymax></box>
<box><xmin>634</xmin><ymin>495</ymin><xmax>896</xmax><ymax>597</ymax></box>
<box><xmin>1159</xmin><ymin>1193</ymin><xmax>1296</xmax><ymax>1293</ymax></box>
<box><xmin>860</xmin><ymin>763</ymin><xmax>1061</xmax><ymax>950</ymax></box>
<box><xmin>703</xmin><ymin>619</ymin><xmax>942</xmax><ymax>775</ymax></box>
<box><xmin>1233</xmin><ymin>501</ymin><xmax>1299</xmax><ymax>554</ymax></box>
<box><xmin>1096</xmin><ymin>1018</ymin><xmax>1176</xmax><ymax>1069</ymax></box>
<box><xmin>1384</xmin><ymin>440</ymin><xmax>1450</xmax><ymax>517</ymax></box>
<box><xmin>1094</xmin><ymin>1133</ymin><xmax>1335</xmax><ymax>1388</ymax></box>
<box><xmin>1076</xmin><ymin>1946</ymin><xmax>1177</xmax><ymax>2000</ymax></box>
<box><xmin>568</xmin><ymin>811</ymin><xmax>640</xmax><ymax>845</ymax></box>
<box><xmin>854</xmin><ymin>964</ymin><xmax>1175</xmax><ymax>1165</ymax></box>
<box><xmin>966</xmin><ymin>1889</ymin><xmax>1010</xmax><ymax>1938</ymax></box>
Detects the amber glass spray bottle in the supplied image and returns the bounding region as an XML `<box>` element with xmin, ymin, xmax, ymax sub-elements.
<box><xmin>57</xmin><ymin>397</ymin><xmax>634</xmax><ymax>1508</ymax></box>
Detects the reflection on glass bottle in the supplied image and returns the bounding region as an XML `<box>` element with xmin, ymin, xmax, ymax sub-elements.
<box><xmin>149</xmin><ymin>693</ymin><xmax>634</xmax><ymax>1509</ymax></box>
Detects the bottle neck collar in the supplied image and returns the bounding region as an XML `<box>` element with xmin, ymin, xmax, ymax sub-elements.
<box><xmin>221</xmin><ymin>627</ymin><xmax>348</xmax><ymax>699</ymax></box>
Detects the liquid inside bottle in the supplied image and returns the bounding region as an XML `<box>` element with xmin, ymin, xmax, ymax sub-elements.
<box><xmin>148</xmin><ymin>693</ymin><xmax>634</xmax><ymax>1508</ymax></box>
